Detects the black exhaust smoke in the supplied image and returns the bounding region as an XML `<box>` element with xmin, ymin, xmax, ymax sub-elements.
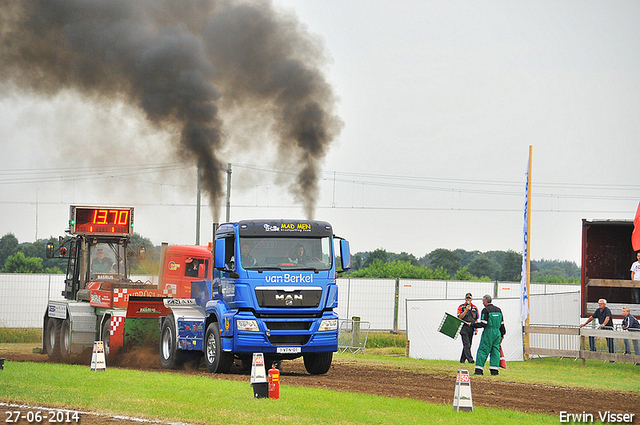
<box><xmin>0</xmin><ymin>0</ymin><xmax>342</xmax><ymax>220</ymax></box>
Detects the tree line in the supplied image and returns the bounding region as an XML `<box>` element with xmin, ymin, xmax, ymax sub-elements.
<box><xmin>346</xmin><ymin>248</ymin><xmax>580</xmax><ymax>283</ymax></box>
<box><xmin>0</xmin><ymin>232</ymin><xmax>580</xmax><ymax>283</ymax></box>
<box><xmin>0</xmin><ymin>233</ymin><xmax>157</xmax><ymax>274</ymax></box>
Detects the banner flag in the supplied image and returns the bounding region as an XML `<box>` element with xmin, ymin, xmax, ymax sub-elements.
<box><xmin>520</xmin><ymin>158</ymin><xmax>530</xmax><ymax>323</ymax></box>
<box><xmin>632</xmin><ymin>201</ymin><xmax>640</xmax><ymax>251</ymax></box>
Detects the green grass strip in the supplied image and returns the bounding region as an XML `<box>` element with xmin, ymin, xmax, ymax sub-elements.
<box><xmin>0</xmin><ymin>361</ymin><xmax>557</xmax><ymax>425</ymax></box>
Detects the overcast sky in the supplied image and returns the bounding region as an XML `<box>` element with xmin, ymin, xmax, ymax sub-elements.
<box><xmin>1</xmin><ymin>1</ymin><xmax>639</xmax><ymax>265</ymax></box>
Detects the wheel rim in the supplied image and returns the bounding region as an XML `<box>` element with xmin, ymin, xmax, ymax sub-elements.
<box><xmin>161</xmin><ymin>327</ymin><xmax>172</xmax><ymax>360</ymax></box>
<box><xmin>206</xmin><ymin>332</ymin><xmax>217</xmax><ymax>364</ymax></box>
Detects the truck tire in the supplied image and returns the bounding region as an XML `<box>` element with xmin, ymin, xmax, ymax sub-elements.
<box><xmin>159</xmin><ymin>314</ymin><xmax>186</xmax><ymax>369</ymax></box>
<box><xmin>44</xmin><ymin>318</ymin><xmax>61</xmax><ymax>360</ymax></box>
<box><xmin>59</xmin><ymin>318</ymin><xmax>72</xmax><ymax>361</ymax></box>
<box><xmin>303</xmin><ymin>352</ymin><xmax>333</xmax><ymax>375</ymax></box>
<box><xmin>204</xmin><ymin>322</ymin><xmax>233</xmax><ymax>373</ymax></box>
<box><xmin>101</xmin><ymin>319</ymin><xmax>112</xmax><ymax>364</ymax></box>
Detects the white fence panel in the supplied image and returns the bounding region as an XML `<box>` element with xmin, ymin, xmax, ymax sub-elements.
<box><xmin>0</xmin><ymin>274</ymin><xmax>65</xmax><ymax>328</ymax></box>
<box><xmin>337</xmin><ymin>279</ymin><xmax>396</xmax><ymax>330</ymax></box>
<box><xmin>397</xmin><ymin>280</ymin><xmax>495</xmax><ymax>331</ymax></box>
<box><xmin>406</xmin><ymin>297</ymin><xmax>525</xmax><ymax>361</ymax></box>
<box><xmin>0</xmin><ymin>274</ymin><xmax>157</xmax><ymax>328</ymax></box>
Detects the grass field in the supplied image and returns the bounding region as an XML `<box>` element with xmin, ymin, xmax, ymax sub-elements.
<box><xmin>1</xmin><ymin>360</ymin><xmax>559</xmax><ymax>425</ymax></box>
<box><xmin>1</xmin><ymin>330</ymin><xmax>638</xmax><ymax>424</ymax></box>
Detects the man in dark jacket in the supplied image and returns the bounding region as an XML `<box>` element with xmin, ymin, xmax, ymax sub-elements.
<box><xmin>469</xmin><ymin>294</ymin><xmax>505</xmax><ymax>376</ymax></box>
<box><xmin>457</xmin><ymin>293</ymin><xmax>479</xmax><ymax>364</ymax></box>
<box><xmin>580</xmin><ymin>298</ymin><xmax>614</xmax><ymax>353</ymax></box>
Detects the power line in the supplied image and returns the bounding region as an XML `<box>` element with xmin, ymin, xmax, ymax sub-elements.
<box><xmin>2</xmin><ymin>162</ymin><xmax>638</xmax><ymax>204</ymax></box>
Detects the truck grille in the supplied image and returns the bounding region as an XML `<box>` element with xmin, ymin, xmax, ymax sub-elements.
<box><xmin>255</xmin><ymin>288</ymin><xmax>322</xmax><ymax>308</ymax></box>
<box><xmin>265</xmin><ymin>321</ymin><xmax>312</xmax><ymax>331</ymax></box>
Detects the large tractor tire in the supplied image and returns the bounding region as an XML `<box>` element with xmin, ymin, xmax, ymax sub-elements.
<box><xmin>204</xmin><ymin>322</ymin><xmax>233</xmax><ymax>373</ymax></box>
<box><xmin>159</xmin><ymin>314</ymin><xmax>187</xmax><ymax>369</ymax></box>
<box><xmin>303</xmin><ymin>352</ymin><xmax>333</xmax><ymax>375</ymax></box>
<box><xmin>59</xmin><ymin>318</ymin><xmax>72</xmax><ymax>361</ymax></box>
<box><xmin>44</xmin><ymin>318</ymin><xmax>61</xmax><ymax>360</ymax></box>
<box><xmin>101</xmin><ymin>319</ymin><xmax>112</xmax><ymax>364</ymax></box>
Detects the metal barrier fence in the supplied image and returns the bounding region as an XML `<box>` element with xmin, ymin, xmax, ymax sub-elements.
<box><xmin>338</xmin><ymin>318</ymin><xmax>370</xmax><ymax>354</ymax></box>
<box><xmin>0</xmin><ymin>273</ymin><xmax>579</xmax><ymax>330</ymax></box>
<box><xmin>525</xmin><ymin>324</ymin><xmax>640</xmax><ymax>364</ymax></box>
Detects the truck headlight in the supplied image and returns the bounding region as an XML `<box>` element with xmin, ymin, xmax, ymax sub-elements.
<box><xmin>318</xmin><ymin>319</ymin><xmax>337</xmax><ymax>331</ymax></box>
<box><xmin>236</xmin><ymin>319</ymin><xmax>260</xmax><ymax>332</ymax></box>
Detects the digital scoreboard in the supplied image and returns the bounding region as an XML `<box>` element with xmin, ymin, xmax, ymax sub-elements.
<box><xmin>69</xmin><ymin>206</ymin><xmax>134</xmax><ymax>236</ymax></box>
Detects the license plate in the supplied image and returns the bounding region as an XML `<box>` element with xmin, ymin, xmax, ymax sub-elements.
<box><xmin>277</xmin><ymin>347</ymin><xmax>301</xmax><ymax>354</ymax></box>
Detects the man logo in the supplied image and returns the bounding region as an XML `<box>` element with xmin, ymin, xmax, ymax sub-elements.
<box><xmin>275</xmin><ymin>293</ymin><xmax>303</xmax><ymax>306</ymax></box>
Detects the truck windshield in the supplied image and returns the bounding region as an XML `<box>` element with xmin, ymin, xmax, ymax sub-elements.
<box><xmin>239</xmin><ymin>236</ymin><xmax>332</xmax><ymax>271</ymax></box>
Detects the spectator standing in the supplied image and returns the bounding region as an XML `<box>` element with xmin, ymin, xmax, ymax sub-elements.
<box><xmin>630</xmin><ymin>251</ymin><xmax>640</xmax><ymax>303</ymax></box>
<box><xmin>621</xmin><ymin>306</ymin><xmax>640</xmax><ymax>356</ymax></box>
<box><xmin>580</xmin><ymin>298</ymin><xmax>614</xmax><ymax>355</ymax></box>
<box><xmin>457</xmin><ymin>293</ymin><xmax>479</xmax><ymax>364</ymax></box>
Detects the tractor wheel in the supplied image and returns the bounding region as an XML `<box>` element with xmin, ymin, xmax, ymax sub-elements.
<box><xmin>59</xmin><ymin>318</ymin><xmax>72</xmax><ymax>361</ymax></box>
<box><xmin>101</xmin><ymin>318</ymin><xmax>112</xmax><ymax>364</ymax></box>
<box><xmin>303</xmin><ymin>352</ymin><xmax>333</xmax><ymax>375</ymax></box>
<box><xmin>204</xmin><ymin>322</ymin><xmax>233</xmax><ymax>373</ymax></box>
<box><xmin>44</xmin><ymin>318</ymin><xmax>61</xmax><ymax>360</ymax></box>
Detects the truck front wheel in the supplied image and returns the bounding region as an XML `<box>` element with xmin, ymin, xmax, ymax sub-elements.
<box><xmin>204</xmin><ymin>322</ymin><xmax>233</xmax><ymax>373</ymax></box>
<box><xmin>44</xmin><ymin>318</ymin><xmax>61</xmax><ymax>360</ymax></box>
<box><xmin>160</xmin><ymin>314</ymin><xmax>185</xmax><ymax>369</ymax></box>
<box><xmin>303</xmin><ymin>352</ymin><xmax>333</xmax><ymax>375</ymax></box>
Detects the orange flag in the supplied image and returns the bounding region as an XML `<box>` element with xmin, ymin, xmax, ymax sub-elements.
<box><xmin>633</xmin><ymin>202</ymin><xmax>640</xmax><ymax>251</ymax></box>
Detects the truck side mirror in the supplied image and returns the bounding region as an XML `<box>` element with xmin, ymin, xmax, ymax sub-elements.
<box><xmin>198</xmin><ymin>263</ymin><xmax>205</xmax><ymax>278</ymax></box>
<box><xmin>214</xmin><ymin>239</ymin><xmax>226</xmax><ymax>270</ymax></box>
<box><xmin>138</xmin><ymin>245</ymin><xmax>146</xmax><ymax>260</ymax></box>
<box><xmin>340</xmin><ymin>239</ymin><xmax>351</xmax><ymax>271</ymax></box>
<box><xmin>46</xmin><ymin>243</ymin><xmax>54</xmax><ymax>259</ymax></box>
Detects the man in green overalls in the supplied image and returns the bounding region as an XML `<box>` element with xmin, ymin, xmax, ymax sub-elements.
<box><xmin>468</xmin><ymin>294</ymin><xmax>506</xmax><ymax>376</ymax></box>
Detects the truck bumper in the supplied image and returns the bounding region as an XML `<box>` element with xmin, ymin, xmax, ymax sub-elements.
<box><xmin>232</xmin><ymin>311</ymin><xmax>339</xmax><ymax>355</ymax></box>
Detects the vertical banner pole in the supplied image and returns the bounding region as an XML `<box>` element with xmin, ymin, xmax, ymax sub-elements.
<box><xmin>522</xmin><ymin>146</ymin><xmax>532</xmax><ymax>360</ymax></box>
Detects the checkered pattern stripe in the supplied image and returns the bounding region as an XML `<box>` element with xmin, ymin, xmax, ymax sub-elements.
<box><xmin>110</xmin><ymin>316</ymin><xmax>124</xmax><ymax>336</ymax></box>
<box><xmin>113</xmin><ymin>288</ymin><xmax>128</xmax><ymax>304</ymax></box>
<box><xmin>113</xmin><ymin>287</ymin><xmax>177</xmax><ymax>304</ymax></box>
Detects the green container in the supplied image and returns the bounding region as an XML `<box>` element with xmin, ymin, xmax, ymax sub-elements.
<box><xmin>438</xmin><ymin>312</ymin><xmax>464</xmax><ymax>339</ymax></box>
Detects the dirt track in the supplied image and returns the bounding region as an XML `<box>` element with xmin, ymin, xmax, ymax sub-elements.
<box><xmin>2</xmin><ymin>346</ymin><xmax>640</xmax><ymax>423</ymax></box>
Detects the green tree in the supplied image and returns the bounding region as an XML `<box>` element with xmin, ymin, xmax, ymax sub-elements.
<box><xmin>363</xmin><ymin>248</ymin><xmax>389</xmax><ymax>268</ymax></box>
<box><xmin>0</xmin><ymin>233</ymin><xmax>19</xmax><ymax>269</ymax></box>
<box><xmin>468</xmin><ymin>257</ymin><xmax>498</xmax><ymax>280</ymax></box>
<box><xmin>427</xmin><ymin>248</ymin><xmax>461</xmax><ymax>276</ymax></box>
<box><xmin>453</xmin><ymin>266</ymin><xmax>474</xmax><ymax>281</ymax></box>
<box><xmin>2</xmin><ymin>252</ymin><xmax>44</xmax><ymax>273</ymax></box>
<box><xmin>349</xmin><ymin>260</ymin><xmax>450</xmax><ymax>279</ymax></box>
<box><xmin>500</xmin><ymin>250</ymin><xmax>522</xmax><ymax>281</ymax></box>
<box><xmin>390</xmin><ymin>251</ymin><xmax>420</xmax><ymax>266</ymax></box>
<box><xmin>350</xmin><ymin>253</ymin><xmax>363</xmax><ymax>271</ymax></box>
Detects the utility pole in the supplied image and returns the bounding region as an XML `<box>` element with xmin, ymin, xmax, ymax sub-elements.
<box><xmin>226</xmin><ymin>163</ymin><xmax>232</xmax><ymax>222</ymax></box>
<box><xmin>196</xmin><ymin>165</ymin><xmax>201</xmax><ymax>245</ymax></box>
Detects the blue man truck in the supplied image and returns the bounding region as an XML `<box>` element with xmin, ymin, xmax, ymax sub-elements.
<box><xmin>158</xmin><ymin>219</ymin><xmax>351</xmax><ymax>375</ymax></box>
